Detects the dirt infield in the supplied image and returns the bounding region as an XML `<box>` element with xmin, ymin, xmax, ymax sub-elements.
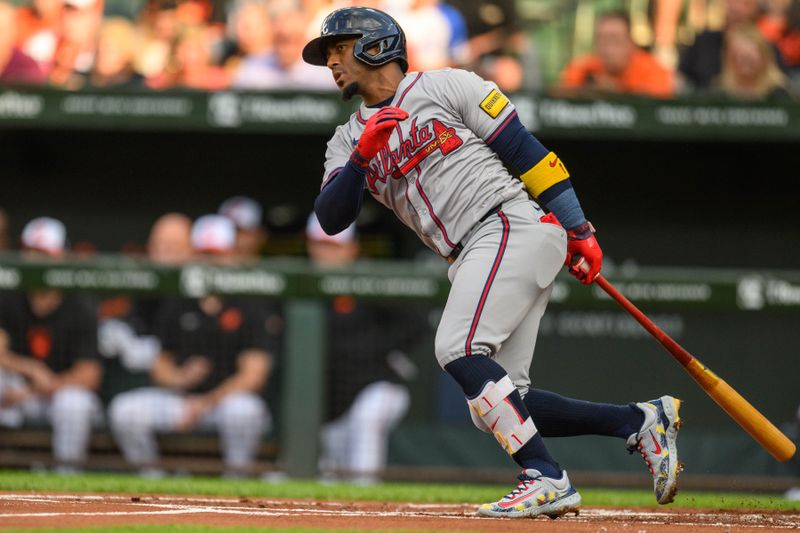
<box><xmin>1</xmin><ymin>493</ymin><xmax>799</xmax><ymax>532</ymax></box>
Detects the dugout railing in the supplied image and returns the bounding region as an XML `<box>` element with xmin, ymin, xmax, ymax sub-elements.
<box><xmin>0</xmin><ymin>253</ymin><xmax>798</xmax><ymax>488</ymax></box>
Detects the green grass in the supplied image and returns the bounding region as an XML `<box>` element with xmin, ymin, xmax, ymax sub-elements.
<box><xmin>0</xmin><ymin>469</ymin><xmax>798</xmax><ymax>511</ymax></box>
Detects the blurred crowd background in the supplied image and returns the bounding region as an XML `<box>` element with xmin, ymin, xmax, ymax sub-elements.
<box><xmin>1</xmin><ymin>0</ymin><xmax>800</xmax><ymax>100</ymax></box>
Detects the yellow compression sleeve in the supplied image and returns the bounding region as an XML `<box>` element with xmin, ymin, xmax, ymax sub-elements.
<box><xmin>519</xmin><ymin>152</ymin><xmax>570</xmax><ymax>198</ymax></box>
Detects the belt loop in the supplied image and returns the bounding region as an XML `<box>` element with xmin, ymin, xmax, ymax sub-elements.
<box><xmin>447</xmin><ymin>242</ymin><xmax>463</xmax><ymax>264</ymax></box>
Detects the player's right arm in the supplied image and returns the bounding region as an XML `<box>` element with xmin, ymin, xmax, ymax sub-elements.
<box><xmin>315</xmin><ymin>108</ymin><xmax>408</xmax><ymax>235</ymax></box>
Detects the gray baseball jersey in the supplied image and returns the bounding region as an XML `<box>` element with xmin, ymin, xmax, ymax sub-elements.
<box><xmin>322</xmin><ymin>68</ymin><xmax>526</xmax><ymax>258</ymax></box>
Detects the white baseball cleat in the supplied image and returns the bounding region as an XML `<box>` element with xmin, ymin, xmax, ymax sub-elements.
<box><xmin>477</xmin><ymin>469</ymin><xmax>581</xmax><ymax>519</ymax></box>
<box><xmin>627</xmin><ymin>395</ymin><xmax>683</xmax><ymax>504</ymax></box>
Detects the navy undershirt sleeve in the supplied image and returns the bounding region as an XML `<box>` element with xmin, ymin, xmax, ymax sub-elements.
<box><xmin>314</xmin><ymin>160</ymin><xmax>367</xmax><ymax>235</ymax></box>
<box><xmin>487</xmin><ymin>114</ymin><xmax>586</xmax><ymax>229</ymax></box>
<box><xmin>487</xmin><ymin>114</ymin><xmax>549</xmax><ymax>175</ymax></box>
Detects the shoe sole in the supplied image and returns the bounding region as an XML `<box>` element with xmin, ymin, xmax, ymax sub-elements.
<box><xmin>658</xmin><ymin>396</ymin><xmax>683</xmax><ymax>505</ymax></box>
<box><xmin>540</xmin><ymin>492</ymin><xmax>582</xmax><ymax>519</ymax></box>
<box><xmin>477</xmin><ymin>492</ymin><xmax>582</xmax><ymax>519</ymax></box>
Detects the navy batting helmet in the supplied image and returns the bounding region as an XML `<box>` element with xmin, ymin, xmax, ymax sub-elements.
<box><xmin>302</xmin><ymin>7</ymin><xmax>408</xmax><ymax>73</ymax></box>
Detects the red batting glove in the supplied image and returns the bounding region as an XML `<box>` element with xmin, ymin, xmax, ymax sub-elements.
<box><xmin>351</xmin><ymin>106</ymin><xmax>409</xmax><ymax>166</ymax></box>
<box><xmin>565</xmin><ymin>222</ymin><xmax>602</xmax><ymax>285</ymax></box>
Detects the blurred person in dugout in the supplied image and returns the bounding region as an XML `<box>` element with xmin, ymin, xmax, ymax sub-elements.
<box><xmin>557</xmin><ymin>11</ymin><xmax>675</xmax><ymax>99</ymax></box>
<box><xmin>98</xmin><ymin>213</ymin><xmax>194</xmax><ymax>388</ymax></box>
<box><xmin>0</xmin><ymin>0</ymin><xmax>46</xmax><ymax>84</ymax></box>
<box><xmin>48</xmin><ymin>0</ymin><xmax>103</xmax><ymax>89</ymax></box>
<box><xmin>217</xmin><ymin>195</ymin><xmax>267</xmax><ymax>263</ymax></box>
<box><xmin>109</xmin><ymin>214</ymin><xmax>276</xmax><ymax>477</ymax></box>
<box><xmin>307</xmin><ymin>214</ymin><xmax>419</xmax><ymax>485</ymax></box>
<box><xmin>713</xmin><ymin>23</ymin><xmax>791</xmax><ymax>99</ymax></box>
<box><xmin>0</xmin><ymin>217</ymin><xmax>102</xmax><ymax>472</ymax></box>
<box><xmin>229</xmin><ymin>2</ymin><xmax>332</xmax><ymax>90</ymax></box>
<box><xmin>217</xmin><ymin>196</ymin><xmax>285</xmax><ymax>353</ymax></box>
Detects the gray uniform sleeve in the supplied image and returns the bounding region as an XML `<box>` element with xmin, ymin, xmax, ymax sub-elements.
<box><xmin>441</xmin><ymin>69</ymin><xmax>516</xmax><ymax>142</ymax></box>
<box><xmin>322</xmin><ymin>123</ymin><xmax>355</xmax><ymax>188</ymax></box>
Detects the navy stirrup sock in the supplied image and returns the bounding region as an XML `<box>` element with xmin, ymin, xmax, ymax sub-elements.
<box><xmin>445</xmin><ymin>355</ymin><xmax>561</xmax><ymax>477</ymax></box>
<box><xmin>523</xmin><ymin>388</ymin><xmax>645</xmax><ymax>439</ymax></box>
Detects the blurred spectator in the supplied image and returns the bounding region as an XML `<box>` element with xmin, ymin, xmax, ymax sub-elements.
<box><xmin>231</xmin><ymin>5</ymin><xmax>332</xmax><ymax>90</ymax></box>
<box><xmin>759</xmin><ymin>0</ymin><xmax>793</xmax><ymax>41</ymax></box>
<box><xmin>226</xmin><ymin>0</ymin><xmax>272</xmax><ymax>77</ymax></box>
<box><xmin>15</xmin><ymin>0</ymin><xmax>63</xmax><ymax>72</ymax></box>
<box><xmin>307</xmin><ymin>214</ymin><xmax>417</xmax><ymax>484</ymax></box>
<box><xmin>49</xmin><ymin>0</ymin><xmax>103</xmax><ymax>89</ymax></box>
<box><xmin>678</xmin><ymin>0</ymin><xmax>788</xmax><ymax>91</ymax></box>
<box><xmin>135</xmin><ymin>0</ymin><xmax>181</xmax><ymax>81</ymax></box>
<box><xmin>0</xmin><ymin>0</ymin><xmax>46</xmax><ymax>85</ymax></box>
<box><xmin>109</xmin><ymin>214</ymin><xmax>276</xmax><ymax>477</ymax></box>
<box><xmin>390</xmin><ymin>0</ymin><xmax>469</xmax><ymax>72</ymax></box>
<box><xmin>758</xmin><ymin>0</ymin><xmax>800</xmax><ymax>73</ymax></box>
<box><xmin>558</xmin><ymin>11</ymin><xmax>675</xmax><ymax>99</ymax></box>
<box><xmin>218</xmin><ymin>196</ymin><xmax>267</xmax><ymax>262</ymax></box>
<box><xmin>445</xmin><ymin>0</ymin><xmax>539</xmax><ymax>92</ymax></box>
<box><xmin>0</xmin><ymin>217</ymin><xmax>102</xmax><ymax>472</ymax></box>
<box><xmin>88</xmin><ymin>17</ymin><xmax>144</xmax><ymax>89</ymax></box>
<box><xmin>714</xmin><ymin>24</ymin><xmax>790</xmax><ymax>99</ymax></box>
<box><xmin>148</xmin><ymin>24</ymin><xmax>228</xmax><ymax>89</ymax></box>
<box><xmin>652</xmin><ymin>0</ymin><xmax>684</xmax><ymax>68</ymax></box>
<box><xmin>175</xmin><ymin>0</ymin><xmax>213</xmax><ymax>27</ymax></box>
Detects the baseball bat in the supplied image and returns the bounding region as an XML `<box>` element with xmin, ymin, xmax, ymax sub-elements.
<box><xmin>593</xmin><ymin>273</ymin><xmax>796</xmax><ymax>463</ymax></box>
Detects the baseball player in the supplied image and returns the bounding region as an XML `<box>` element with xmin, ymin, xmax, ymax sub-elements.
<box><xmin>304</xmin><ymin>7</ymin><xmax>682</xmax><ymax>519</ymax></box>
<box><xmin>0</xmin><ymin>217</ymin><xmax>102</xmax><ymax>472</ymax></box>
<box><xmin>108</xmin><ymin>215</ymin><xmax>275</xmax><ymax>477</ymax></box>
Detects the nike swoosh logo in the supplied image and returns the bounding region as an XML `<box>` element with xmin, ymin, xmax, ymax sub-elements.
<box><xmin>500</xmin><ymin>488</ymin><xmax>540</xmax><ymax>508</ymax></box>
<box><xmin>490</xmin><ymin>417</ymin><xmax>500</xmax><ymax>431</ymax></box>
<box><xmin>650</xmin><ymin>431</ymin><xmax>662</xmax><ymax>454</ymax></box>
<box><xmin>548</xmin><ymin>157</ymin><xmax>558</xmax><ymax>168</ymax></box>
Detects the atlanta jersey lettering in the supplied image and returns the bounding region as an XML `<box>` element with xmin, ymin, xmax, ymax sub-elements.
<box><xmin>322</xmin><ymin>68</ymin><xmax>526</xmax><ymax>257</ymax></box>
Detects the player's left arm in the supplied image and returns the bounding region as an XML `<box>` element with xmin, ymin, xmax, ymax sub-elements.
<box><xmin>443</xmin><ymin>69</ymin><xmax>601</xmax><ymax>284</ymax></box>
